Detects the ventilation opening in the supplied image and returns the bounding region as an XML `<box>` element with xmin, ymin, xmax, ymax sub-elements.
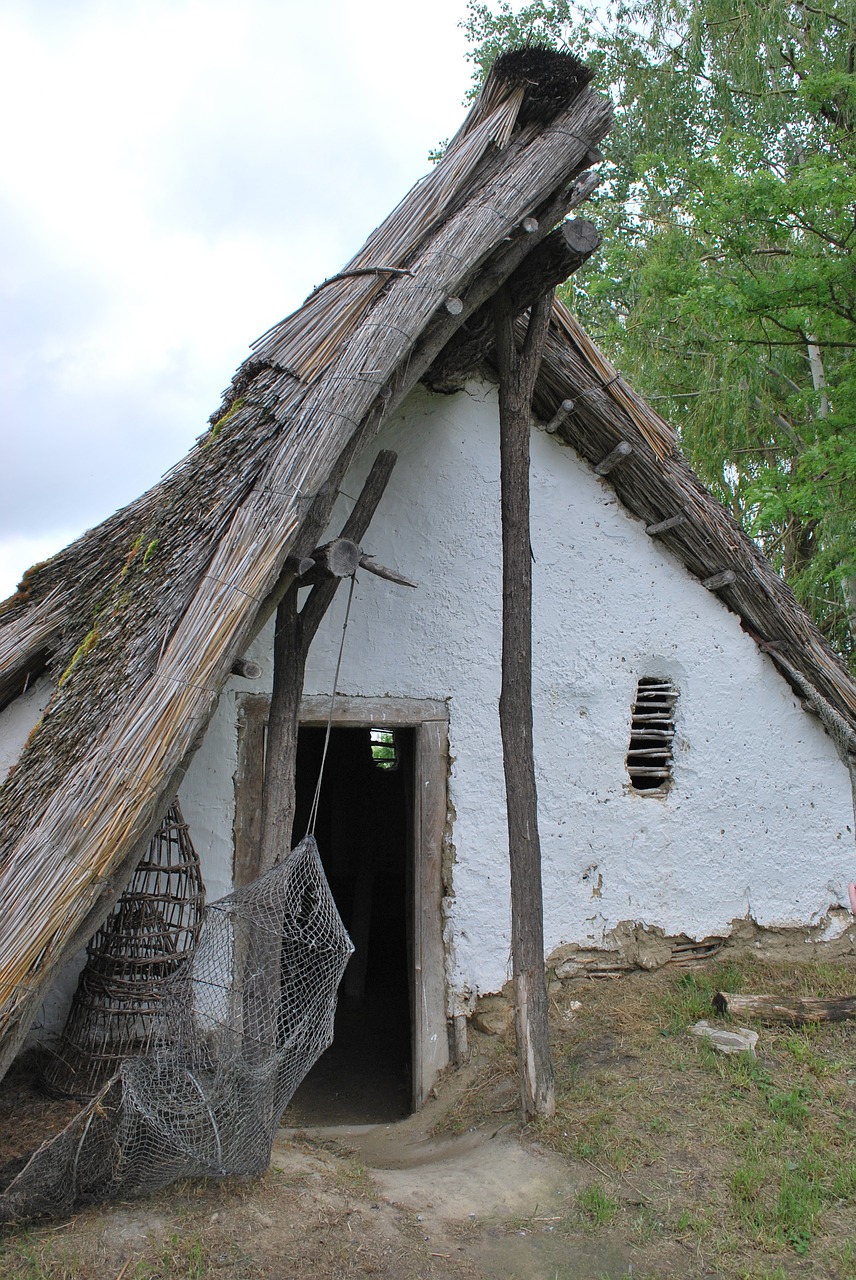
<box><xmin>626</xmin><ymin>677</ymin><xmax>678</xmax><ymax>792</ymax></box>
<box><xmin>369</xmin><ymin>727</ymin><xmax>398</xmax><ymax>771</ymax></box>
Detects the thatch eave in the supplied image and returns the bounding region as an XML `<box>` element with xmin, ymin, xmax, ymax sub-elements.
<box><xmin>422</xmin><ymin>299</ymin><xmax>856</xmax><ymax>756</ymax></box>
<box><xmin>533</xmin><ymin>303</ymin><xmax>856</xmax><ymax>757</ymax></box>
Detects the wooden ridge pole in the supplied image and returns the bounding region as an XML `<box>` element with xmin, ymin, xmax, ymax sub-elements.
<box><xmin>494</xmin><ymin>288</ymin><xmax>556</xmax><ymax>1121</ymax></box>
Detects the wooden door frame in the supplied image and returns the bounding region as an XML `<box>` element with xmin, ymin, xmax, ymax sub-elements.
<box><xmin>233</xmin><ymin>693</ymin><xmax>450</xmax><ymax>1110</ymax></box>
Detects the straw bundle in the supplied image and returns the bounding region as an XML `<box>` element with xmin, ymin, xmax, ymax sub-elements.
<box><xmin>0</xmin><ymin>49</ymin><xmax>613</xmax><ymax>1079</ymax></box>
<box><xmin>550</xmin><ymin>303</ymin><xmax>676</xmax><ymax>460</ymax></box>
<box><xmin>250</xmin><ymin>47</ymin><xmax>593</xmax><ymax>383</ymax></box>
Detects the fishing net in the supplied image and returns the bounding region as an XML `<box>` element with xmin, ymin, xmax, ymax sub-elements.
<box><xmin>0</xmin><ymin>835</ymin><xmax>353</xmax><ymax>1223</ymax></box>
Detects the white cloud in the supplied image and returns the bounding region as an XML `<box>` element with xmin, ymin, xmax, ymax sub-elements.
<box><xmin>0</xmin><ymin>0</ymin><xmax>472</xmax><ymax>597</ymax></box>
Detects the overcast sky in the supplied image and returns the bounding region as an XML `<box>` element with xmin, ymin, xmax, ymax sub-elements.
<box><xmin>0</xmin><ymin>0</ymin><xmax>475</xmax><ymax>598</ymax></box>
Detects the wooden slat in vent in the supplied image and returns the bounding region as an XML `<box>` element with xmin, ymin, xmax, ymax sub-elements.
<box><xmin>626</xmin><ymin>677</ymin><xmax>678</xmax><ymax>791</ymax></box>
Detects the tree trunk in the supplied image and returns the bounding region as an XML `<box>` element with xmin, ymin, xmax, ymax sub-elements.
<box><xmin>494</xmin><ymin>289</ymin><xmax>556</xmax><ymax>1121</ymax></box>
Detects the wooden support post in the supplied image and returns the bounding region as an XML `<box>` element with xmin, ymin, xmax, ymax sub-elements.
<box><xmin>494</xmin><ymin>285</ymin><xmax>556</xmax><ymax>1122</ymax></box>
<box><xmin>257</xmin><ymin>590</ymin><xmax>304</xmax><ymax>875</ymax></box>
<box><xmin>299</xmin><ymin>451</ymin><xmax>400</xmax><ymax>639</ymax></box>
<box><xmin>595</xmin><ymin>441</ymin><xmax>632</xmax><ymax>475</ymax></box>
<box><xmin>256</xmin><ymin>451</ymin><xmax>401</xmax><ymax>875</ymax></box>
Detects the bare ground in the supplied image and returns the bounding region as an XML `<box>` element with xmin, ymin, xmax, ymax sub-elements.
<box><xmin>1</xmin><ymin>958</ymin><xmax>856</xmax><ymax>1279</ymax></box>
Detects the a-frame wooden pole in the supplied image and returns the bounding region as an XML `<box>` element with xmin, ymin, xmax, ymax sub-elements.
<box><xmin>257</xmin><ymin>450</ymin><xmax>398</xmax><ymax>874</ymax></box>
<box><xmin>493</xmin><ymin>287</ymin><xmax>556</xmax><ymax>1121</ymax></box>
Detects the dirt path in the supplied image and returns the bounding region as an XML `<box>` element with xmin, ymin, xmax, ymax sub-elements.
<box><xmin>0</xmin><ymin>1055</ymin><xmax>629</xmax><ymax>1280</ymax></box>
<box><xmin>269</xmin><ymin>1053</ymin><xmax>654</xmax><ymax>1280</ymax></box>
<box><xmin>274</xmin><ymin>1056</ymin><xmax>615</xmax><ymax>1280</ymax></box>
<box><xmin>272</xmin><ymin>1118</ymin><xmax>631</xmax><ymax>1280</ymax></box>
<box><xmin>21</xmin><ymin>1117</ymin><xmax>620</xmax><ymax>1280</ymax></box>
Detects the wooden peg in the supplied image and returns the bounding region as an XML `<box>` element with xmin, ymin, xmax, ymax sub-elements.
<box><xmin>231</xmin><ymin>657</ymin><xmax>263</xmax><ymax>680</ymax></box>
<box><xmin>595</xmin><ymin>441</ymin><xmax>632</xmax><ymax>475</ymax></box>
<box><xmin>646</xmin><ymin>513</ymin><xmax>686</xmax><ymax>537</ymax></box>
<box><xmin>358</xmin><ymin>555</ymin><xmax>418</xmax><ymax>589</ymax></box>
<box><xmin>703</xmin><ymin>569</ymin><xmax>737</xmax><ymax>591</ymax></box>
<box><xmin>545</xmin><ymin>399</ymin><xmax>575</xmax><ymax>435</ymax></box>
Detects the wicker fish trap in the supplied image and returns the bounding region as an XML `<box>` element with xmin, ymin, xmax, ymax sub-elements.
<box><xmin>43</xmin><ymin>802</ymin><xmax>205</xmax><ymax>1099</ymax></box>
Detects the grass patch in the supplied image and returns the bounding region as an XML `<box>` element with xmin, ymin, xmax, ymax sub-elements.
<box><xmin>0</xmin><ymin>1237</ymin><xmax>83</xmax><ymax>1280</ymax></box>
<box><xmin>0</xmin><ymin>1230</ymin><xmax>228</xmax><ymax>1280</ymax></box>
<box><xmin>656</xmin><ymin>961</ymin><xmax>746</xmax><ymax>1034</ymax></box>
<box><xmin>3</xmin><ymin>958</ymin><xmax>854</xmax><ymax>1280</ymax></box>
<box><xmin>577</xmin><ymin>1183</ymin><xmax>619</xmax><ymax>1226</ymax></box>
<box><xmin>448</xmin><ymin>957</ymin><xmax>856</xmax><ymax>1278</ymax></box>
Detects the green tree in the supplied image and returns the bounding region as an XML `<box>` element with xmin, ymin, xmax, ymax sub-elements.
<box><xmin>464</xmin><ymin>0</ymin><xmax>856</xmax><ymax>665</ymax></box>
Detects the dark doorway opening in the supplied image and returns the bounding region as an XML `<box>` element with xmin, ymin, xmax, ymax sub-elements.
<box><xmin>283</xmin><ymin>725</ymin><xmax>414</xmax><ymax>1125</ymax></box>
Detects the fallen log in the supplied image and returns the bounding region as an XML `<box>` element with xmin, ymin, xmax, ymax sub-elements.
<box><xmin>714</xmin><ymin>991</ymin><xmax>856</xmax><ymax>1024</ymax></box>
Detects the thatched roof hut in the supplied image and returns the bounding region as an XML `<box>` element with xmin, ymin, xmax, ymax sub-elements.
<box><xmin>0</xmin><ymin>47</ymin><xmax>854</xmax><ymax>1084</ymax></box>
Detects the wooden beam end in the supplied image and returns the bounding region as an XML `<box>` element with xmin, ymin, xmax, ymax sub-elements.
<box><xmin>703</xmin><ymin>569</ymin><xmax>737</xmax><ymax>591</ymax></box>
<box><xmin>595</xmin><ymin>441</ymin><xmax>633</xmax><ymax>475</ymax></box>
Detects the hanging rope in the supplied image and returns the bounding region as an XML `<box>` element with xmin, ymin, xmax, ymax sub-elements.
<box><xmin>306</xmin><ymin>573</ymin><xmax>358</xmax><ymax>837</ymax></box>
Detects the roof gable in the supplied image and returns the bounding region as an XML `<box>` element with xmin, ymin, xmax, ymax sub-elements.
<box><xmin>0</xmin><ymin>48</ymin><xmax>853</xmax><ymax>1081</ymax></box>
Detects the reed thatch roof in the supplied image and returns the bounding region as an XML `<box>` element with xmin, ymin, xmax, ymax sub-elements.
<box><xmin>0</xmin><ymin>47</ymin><xmax>853</xmax><ymax>1082</ymax></box>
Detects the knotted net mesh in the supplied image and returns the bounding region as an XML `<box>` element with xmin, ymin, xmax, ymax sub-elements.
<box><xmin>0</xmin><ymin>835</ymin><xmax>353</xmax><ymax>1223</ymax></box>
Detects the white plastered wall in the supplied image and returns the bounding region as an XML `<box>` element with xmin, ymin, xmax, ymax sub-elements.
<box><xmin>0</xmin><ymin>676</ymin><xmax>52</xmax><ymax>778</ymax></box>
<box><xmin>3</xmin><ymin>379</ymin><xmax>853</xmax><ymax>1034</ymax></box>
<box><xmin>179</xmin><ymin>377</ymin><xmax>854</xmax><ymax>1006</ymax></box>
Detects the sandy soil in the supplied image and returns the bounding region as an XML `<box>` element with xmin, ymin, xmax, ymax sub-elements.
<box><xmin>0</xmin><ymin>1050</ymin><xmax>613</xmax><ymax>1280</ymax></box>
